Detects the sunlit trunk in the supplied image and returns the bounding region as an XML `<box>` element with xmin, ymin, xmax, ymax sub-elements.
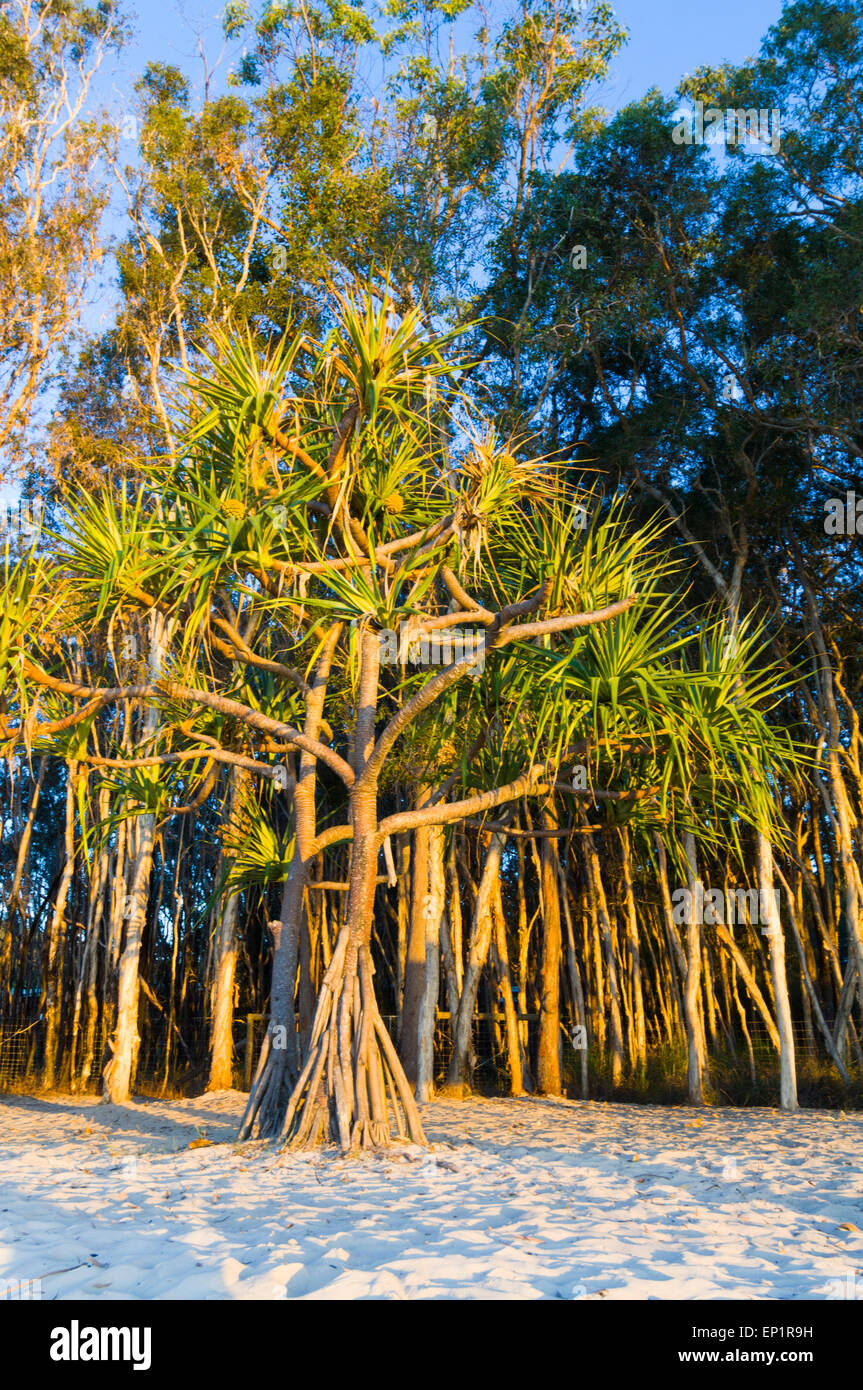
<box><xmin>582</xmin><ymin>830</ymin><xmax>624</xmax><ymax>1083</ymax></box>
<box><xmin>207</xmin><ymin>767</ymin><xmax>251</xmax><ymax>1091</ymax></box>
<box><xmin>102</xmin><ymin>611</ymin><xmax>168</xmax><ymax>1104</ymax></box>
<box><xmin>683</xmin><ymin>831</ymin><xmax>706</xmax><ymax>1105</ymax></box>
<box><xmin>536</xmin><ymin>808</ymin><xmax>562</xmax><ymax>1094</ymax></box>
<box><xmin>415</xmin><ymin>823</ymin><xmax>445</xmax><ymax>1103</ymax></box>
<box><xmin>449</xmin><ymin>829</ymin><xmax>506</xmax><ymax>1088</ymax></box>
<box><xmin>757</xmin><ymin>830</ymin><xmax>797</xmax><ymax>1111</ymax></box>
<box><xmin>400</xmin><ymin>788</ymin><xmax>432</xmax><ymax>1086</ymax></box>
<box><xmin>279</xmin><ymin>629</ymin><xmax>425</xmax><ymax>1149</ymax></box>
<box><xmin>43</xmin><ymin>760</ymin><xmax>77</xmax><ymax>1089</ymax></box>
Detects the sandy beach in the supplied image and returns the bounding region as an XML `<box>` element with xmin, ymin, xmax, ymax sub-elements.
<box><xmin>1</xmin><ymin>1091</ymin><xmax>861</xmax><ymax>1300</ymax></box>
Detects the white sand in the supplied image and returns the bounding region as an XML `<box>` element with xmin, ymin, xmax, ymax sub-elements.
<box><xmin>1</xmin><ymin>1090</ymin><xmax>861</xmax><ymax>1300</ymax></box>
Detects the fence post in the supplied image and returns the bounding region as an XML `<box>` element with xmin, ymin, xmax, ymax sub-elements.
<box><xmin>245</xmin><ymin>1015</ymin><xmax>254</xmax><ymax>1091</ymax></box>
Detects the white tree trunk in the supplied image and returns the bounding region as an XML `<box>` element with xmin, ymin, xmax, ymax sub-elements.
<box><xmin>208</xmin><ymin>887</ymin><xmax>241</xmax><ymax>1091</ymax></box>
<box><xmin>208</xmin><ymin>767</ymin><xmax>249</xmax><ymax>1090</ymax></box>
<box><xmin>43</xmin><ymin>761</ymin><xmax>77</xmax><ymax>1089</ymax></box>
<box><xmin>103</xmin><ymin>610</ymin><xmax>167</xmax><ymax>1104</ymax></box>
<box><xmin>416</xmin><ymin>824</ymin><xmax>445</xmax><ymax>1103</ymax></box>
<box><xmin>683</xmin><ymin>832</ymin><xmax>706</xmax><ymax>1104</ymax></box>
<box><xmin>757</xmin><ymin>830</ymin><xmax>798</xmax><ymax>1111</ymax></box>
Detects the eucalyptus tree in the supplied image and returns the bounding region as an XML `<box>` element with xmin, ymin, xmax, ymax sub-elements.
<box><xmin>0</xmin><ymin>0</ymin><xmax>125</xmax><ymax>468</ymax></box>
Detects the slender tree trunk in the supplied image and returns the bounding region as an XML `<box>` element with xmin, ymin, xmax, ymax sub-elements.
<box><xmin>104</xmin><ymin>806</ymin><xmax>154</xmax><ymax>1103</ymax></box>
<box><xmin>395</xmin><ymin>837</ymin><xmax>410</xmax><ymax>1028</ymax></box>
<box><xmin>103</xmin><ymin>610</ymin><xmax>170</xmax><ymax>1103</ymax></box>
<box><xmin>832</xmin><ymin>962</ymin><xmax>861</xmax><ymax>1065</ymax></box>
<box><xmin>101</xmin><ymin>814</ymin><xmax>126</xmax><ymax>1058</ymax></box>
<box><xmin>491</xmin><ymin>873</ymin><xmax>525</xmax><ymax>1095</ymax></box>
<box><xmin>400</xmin><ymin>787</ymin><xmax>432</xmax><ymax>1086</ymax></box>
<box><xmin>240</xmin><ymin>629</ymin><xmax>341</xmax><ymax>1140</ymax></box>
<box><xmin>448</xmin><ymin>829</ymin><xmax>507</xmax><ymax>1088</ymax></box>
<box><xmin>536</xmin><ymin>807</ymin><xmax>562</xmax><ymax>1094</ymax></box>
<box><xmin>6</xmin><ymin>759</ymin><xmax>45</xmax><ymax>925</ymax></box>
<box><xmin>757</xmin><ymin>830</ymin><xmax>798</xmax><ymax>1111</ymax></box>
<box><xmin>207</xmin><ymin>880</ymin><xmax>241</xmax><ymax>1090</ymax></box>
<box><xmin>515</xmin><ymin>836</ymin><xmax>532</xmax><ymax>1063</ymax></box>
<box><xmin>208</xmin><ymin>767</ymin><xmax>250</xmax><ymax>1090</ymax></box>
<box><xmin>587</xmin><ymin>885</ymin><xmax>606</xmax><ymax>1054</ymax></box>
<box><xmin>43</xmin><ymin>761</ymin><xmax>77</xmax><ymax>1089</ymax></box>
<box><xmin>776</xmin><ymin>864</ymin><xmax>849</xmax><ymax>1082</ymax></box>
<box><xmin>582</xmin><ymin>830</ymin><xmax>624</xmax><ymax>1083</ymax></box>
<box><xmin>416</xmin><ymin>823</ymin><xmax>445</xmax><ymax>1102</ymax></box>
<box><xmin>560</xmin><ymin>867</ymin><xmax>588</xmax><ymax>1098</ymax></box>
<box><xmin>439</xmin><ymin>837</ymin><xmax>462</xmax><ymax>1020</ymax></box>
<box><xmin>701</xmin><ymin>941</ymin><xmax>720</xmax><ymax>1049</ymax></box>
<box><xmin>160</xmin><ymin>840</ymin><xmax>184</xmax><ymax>1097</ymax></box>
<box><xmin>71</xmin><ymin>785</ymin><xmax>110</xmax><ymax>1091</ymax></box>
<box><xmin>620</xmin><ymin>828</ymin><xmax>647</xmax><ymax>1071</ymax></box>
<box><xmin>683</xmin><ymin>832</ymin><xmax>706</xmax><ymax>1104</ymax></box>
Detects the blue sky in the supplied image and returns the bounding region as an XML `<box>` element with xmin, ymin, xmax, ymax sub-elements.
<box><xmin>114</xmin><ymin>0</ymin><xmax>788</xmax><ymax>111</ymax></box>
<box><xmin>598</xmin><ymin>1</ymin><xmax>786</xmax><ymax>110</ymax></box>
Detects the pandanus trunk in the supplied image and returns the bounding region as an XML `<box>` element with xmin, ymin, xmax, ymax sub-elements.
<box><xmin>1</xmin><ymin>760</ymin><xmax>45</xmax><ymax>1020</ymax></box>
<box><xmin>7</xmin><ymin>759</ymin><xmax>44</xmax><ymax>925</ymax></box>
<box><xmin>415</xmin><ymin>823</ymin><xmax>445</xmax><ymax>1103</ymax></box>
<box><xmin>777</xmin><ymin>865</ymin><xmax>849</xmax><ymax>1082</ymax></box>
<box><xmin>400</xmin><ymin>788</ymin><xmax>433</xmax><ymax>1086</ymax></box>
<box><xmin>448</xmin><ymin>828</ymin><xmax>507</xmax><ymax>1088</ymax></box>
<box><xmin>582</xmin><ymin>829</ymin><xmax>624</xmax><ymax>1083</ymax></box>
<box><xmin>439</xmin><ymin>836</ymin><xmax>463</xmax><ymax>1019</ymax></box>
<box><xmin>536</xmin><ymin>808</ymin><xmax>562</xmax><ymax>1094</ymax></box>
<box><xmin>103</xmin><ymin>808</ymin><xmax>154</xmax><ymax>1102</ymax></box>
<box><xmin>239</xmin><ymin>628</ymin><xmax>340</xmax><ymax>1141</ymax></box>
<box><xmin>683</xmin><ymin>832</ymin><xmax>706</xmax><ymax>1105</ymax></box>
<box><xmin>757</xmin><ymin>831</ymin><xmax>798</xmax><ymax>1110</ymax></box>
<box><xmin>43</xmin><ymin>760</ymin><xmax>77</xmax><ymax>1089</ymax></box>
<box><xmin>490</xmin><ymin>873</ymin><xmax>525</xmax><ymax>1095</ymax></box>
<box><xmin>208</xmin><ymin>767</ymin><xmax>251</xmax><ymax>1091</ymax></box>
<box><xmin>280</xmin><ymin>631</ymin><xmax>425</xmax><ymax>1150</ymax></box>
<box><xmin>239</xmin><ymin>791</ymin><xmax>309</xmax><ymax>1139</ymax></box>
<box><xmin>620</xmin><ymin>828</ymin><xmax>647</xmax><ymax>1072</ymax></box>
<box><xmin>71</xmin><ymin>784</ymin><xmax>111</xmax><ymax>1091</ymax></box>
<box><xmin>281</xmin><ymin>788</ymin><xmax>426</xmax><ymax>1148</ymax></box>
<box><xmin>103</xmin><ymin>610</ymin><xmax>168</xmax><ymax>1104</ymax></box>
<box><xmin>559</xmin><ymin>866</ymin><xmax>588</xmax><ymax>1098</ymax></box>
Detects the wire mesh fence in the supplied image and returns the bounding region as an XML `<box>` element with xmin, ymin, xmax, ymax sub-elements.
<box><xmin>0</xmin><ymin>1022</ymin><xmax>45</xmax><ymax>1088</ymax></box>
<box><xmin>0</xmin><ymin>1018</ymin><xmax>233</xmax><ymax>1093</ymax></box>
<box><xmin>744</xmin><ymin>1021</ymin><xmax>819</xmax><ymax>1055</ymax></box>
<box><xmin>0</xmin><ymin>1009</ymin><xmax>541</xmax><ymax>1094</ymax></box>
<box><xmin>0</xmin><ymin>1011</ymin><xmax>837</xmax><ymax>1096</ymax></box>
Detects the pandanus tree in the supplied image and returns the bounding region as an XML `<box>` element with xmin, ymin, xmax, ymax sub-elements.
<box><xmin>0</xmin><ymin>281</ymin><xmax>801</xmax><ymax>1146</ymax></box>
<box><xmin>425</xmin><ymin>531</ymin><xmax>803</xmax><ymax>1099</ymax></box>
<box><xmin>559</xmin><ymin>610</ymin><xmax>802</xmax><ymax>1103</ymax></box>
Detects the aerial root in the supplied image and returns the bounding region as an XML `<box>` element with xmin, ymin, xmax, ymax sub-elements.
<box><xmin>280</xmin><ymin>934</ymin><xmax>426</xmax><ymax>1151</ymax></box>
